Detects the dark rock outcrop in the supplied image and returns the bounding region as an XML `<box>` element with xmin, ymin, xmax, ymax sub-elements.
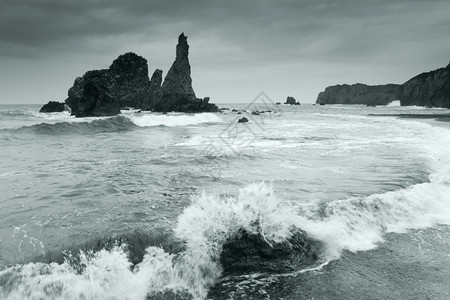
<box><xmin>63</xmin><ymin>34</ymin><xmax>218</xmax><ymax>117</ymax></box>
<box><xmin>237</xmin><ymin>117</ymin><xmax>248</xmax><ymax>123</ymax></box>
<box><xmin>220</xmin><ymin>227</ymin><xmax>316</xmax><ymax>274</ymax></box>
<box><xmin>154</xmin><ymin>33</ymin><xmax>218</xmax><ymax>113</ymax></box>
<box><xmin>39</xmin><ymin>101</ymin><xmax>66</xmax><ymax>113</ymax></box>
<box><xmin>284</xmin><ymin>96</ymin><xmax>300</xmax><ymax>105</ymax></box>
<box><xmin>65</xmin><ymin>52</ymin><xmax>150</xmax><ymax>117</ymax></box>
<box><xmin>141</xmin><ymin>69</ymin><xmax>163</xmax><ymax>111</ymax></box>
<box><xmin>398</xmin><ymin>63</ymin><xmax>450</xmax><ymax>108</ymax></box>
<box><xmin>316</xmin><ymin>83</ymin><xmax>401</xmax><ymax>105</ymax></box>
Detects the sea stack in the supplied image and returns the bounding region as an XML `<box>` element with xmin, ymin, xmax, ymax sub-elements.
<box><xmin>141</xmin><ymin>69</ymin><xmax>163</xmax><ymax>111</ymax></box>
<box><xmin>284</xmin><ymin>96</ymin><xmax>300</xmax><ymax>105</ymax></box>
<box><xmin>62</xmin><ymin>34</ymin><xmax>217</xmax><ymax>117</ymax></box>
<box><xmin>65</xmin><ymin>52</ymin><xmax>150</xmax><ymax>117</ymax></box>
<box><xmin>154</xmin><ymin>33</ymin><xmax>218</xmax><ymax>112</ymax></box>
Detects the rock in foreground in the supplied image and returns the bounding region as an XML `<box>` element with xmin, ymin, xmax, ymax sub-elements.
<box><xmin>220</xmin><ymin>226</ymin><xmax>316</xmax><ymax>274</ymax></box>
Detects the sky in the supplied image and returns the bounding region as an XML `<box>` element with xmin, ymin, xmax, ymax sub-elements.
<box><xmin>1</xmin><ymin>0</ymin><xmax>449</xmax><ymax>105</ymax></box>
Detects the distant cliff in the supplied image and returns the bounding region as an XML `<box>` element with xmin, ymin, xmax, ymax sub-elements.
<box><xmin>316</xmin><ymin>83</ymin><xmax>401</xmax><ymax>105</ymax></box>
<box><xmin>316</xmin><ymin>63</ymin><xmax>450</xmax><ymax>108</ymax></box>
<box><xmin>398</xmin><ymin>63</ymin><xmax>450</xmax><ymax>108</ymax></box>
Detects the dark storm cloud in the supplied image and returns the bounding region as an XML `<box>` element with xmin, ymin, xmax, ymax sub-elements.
<box><xmin>2</xmin><ymin>0</ymin><xmax>450</xmax><ymax>61</ymax></box>
<box><xmin>1</xmin><ymin>0</ymin><xmax>450</xmax><ymax>104</ymax></box>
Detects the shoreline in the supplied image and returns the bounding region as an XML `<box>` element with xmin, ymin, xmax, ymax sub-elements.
<box><xmin>369</xmin><ymin>113</ymin><xmax>450</xmax><ymax>129</ymax></box>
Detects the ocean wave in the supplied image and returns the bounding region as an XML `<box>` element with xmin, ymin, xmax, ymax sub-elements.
<box><xmin>0</xmin><ymin>183</ymin><xmax>317</xmax><ymax>300</ymax></box>
<box><xmin>7</xmin><ymin>113</ymin><xmax>222</xmax><ymax>135</ymax></box>
<box><xmin>15</xmin><ymin>115</ymin><xmax>138</xmax><ymax>135</ymax></box>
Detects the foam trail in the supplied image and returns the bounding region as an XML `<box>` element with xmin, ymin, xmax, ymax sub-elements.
<box><xmin>129</xmin><ymin>113</ymin><xmax>222</xmax><ymax>127</ymax></box>
<box><xmin>298</xmin><ymin>122</ymin><xmax>450</xmax><ymax>259</ymax></box>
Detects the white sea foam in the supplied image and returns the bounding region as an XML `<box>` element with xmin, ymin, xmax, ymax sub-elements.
<box><xmin>386</xmin><ymin>100</ymin><xmax>401</xmax><ymax>106</ymax></box>
<box><xmin>128</xmin><ymin>113</ymin><xmax>222</xmax><ymax>127</ymax></box>
<box><xmin>0</xmin><ymin>183</ymin><xmax>302</xmax><ymax>300</ymax></box>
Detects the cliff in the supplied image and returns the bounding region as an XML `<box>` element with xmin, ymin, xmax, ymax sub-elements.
<box><xmin>316</xmin><ymin>83</ymin><xmax>401</xmax><ymax>105</ymax></box>
<box><xmin>398</xmin><ymin>63</ymin><xmax>450</xmax><ymax>108</ymax></box>
<box><xmin>316</xmin><ymin>62</ymin><xmax>450</xmax><ymax>108</ymax></box>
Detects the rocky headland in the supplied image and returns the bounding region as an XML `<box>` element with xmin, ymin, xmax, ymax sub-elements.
<box><xmin>398</xmin><ymin>62</ymin><xmax>450</xmax><ymax>108</ymax></box>
<box><xmin>316</xmin><ymin>83</ymin><xmax>401</xmax><ymax>106</ymax></box>
<box><xmin>46</xmin><ymin>33</ymin><xmax>218</xmax><ymax>117</ymax></box>
<box><xmin>316</xmin><ymin>62</ymin><xmax>450</xmax><ymax>108</ymax></box>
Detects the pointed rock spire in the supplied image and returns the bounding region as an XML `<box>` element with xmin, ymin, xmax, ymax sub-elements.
<box><xmin>161</xmin><ymin>33</ymin><xmax>196</xmax><ymax>103</ymax></box>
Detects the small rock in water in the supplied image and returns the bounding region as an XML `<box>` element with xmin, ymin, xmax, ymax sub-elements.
<box><xmin>39</xmin><ymin>101</ymin><xmax>66</xmax><ymax>113</ymax></box>
<box><xmin>237</xmin><ymin>117</ymin><xmax>248</xmax><ymax>123</ymax></box>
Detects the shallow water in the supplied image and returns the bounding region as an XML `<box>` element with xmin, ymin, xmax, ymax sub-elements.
<box><xmin>1</xmin><ymin>103</ymin><xmax>449</xmax><ymax>299</ymax></box>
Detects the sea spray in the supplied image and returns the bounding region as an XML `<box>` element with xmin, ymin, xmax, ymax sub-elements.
<box><xmin>0</xmin><ymin>183</ymin><xmax>313</xmax><ymax>300</ymax></box>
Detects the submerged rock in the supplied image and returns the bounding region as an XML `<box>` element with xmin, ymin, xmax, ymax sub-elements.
<box><xmin>284</xmin><ymin>96</ymin><xmax>300</xmax><ymax>105</ymax></box>
<box><xmin>39</xmin><ymin>101</ymin><xmax>66</xmax><ymax>113</ymax></box>
<box><xmin>220</xmin><ymin>226</ymin><xmax>315</xmax><ymax>274</ymax></box>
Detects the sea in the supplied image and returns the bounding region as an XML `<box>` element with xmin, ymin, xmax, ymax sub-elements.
<box><xmin>0</xmin><ymin>100</ymin><xmax>450</xmax><ymax>300</ymax></box>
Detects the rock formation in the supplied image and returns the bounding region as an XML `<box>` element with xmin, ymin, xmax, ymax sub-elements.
<box><xmin>398</xmin><ymin>63</ymin><xmax>450</xmax><ymax>108</ymax></box>
<box><xmin>62</xmin><ymin>34</ymin><xmax>217</xmax><ymax>117</ymax></box>
<box><xmin>39</xmin><ymin>101</ymin><xmax>66</xmax><ymax>113</ymax></box>
<box><xmin>154</xmin><ymin>33</ymin><xmax>218</xmax><ymax>113</ymax></box>
<box><xmin>141</xmin><ymin>69</ymin><xmax>163</xmax><ymax>111</ymax></box>
<box><xmin>316</xmin><ymin>83</ymin><xmax>401</xmax><ymax>106</ymax></box>
<box><xmin>65</xmin><ymin>52</ymin><xmax>150</xmax><ymax>117</ymax></box>
<box><xmin>220</xmin><ymin>226</ymin><xmax>316</xmax><ymax>274</ymax></box>
<box><xmin>284</xmin><ymin>96</ymin><xmax>300</xmax><ymax>105</ymax></box>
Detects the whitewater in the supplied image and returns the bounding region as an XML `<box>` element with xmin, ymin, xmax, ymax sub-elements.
<box><xmin>0</xmin><ymin>103</ymin><xmax>450</xmax><ymax>299</ymax></box>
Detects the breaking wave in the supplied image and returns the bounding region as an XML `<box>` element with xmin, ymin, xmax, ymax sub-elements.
<box><xmin>1</xmin><ymin>169</ymin><xmax>450</xmax><ymax>299</ymax></box>
<box><xmin>0</xmin><ymin>183</ymin><xmax>311</xmax><ymax>299</ymax></box>
<box><xmin>7</xmin><ymin>113</ymin><xmax>222</xmax><ymax>135</ymax></box>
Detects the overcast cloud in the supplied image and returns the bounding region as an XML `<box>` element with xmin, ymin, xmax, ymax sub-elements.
<box><xmin>1</xmin><ymin>0</ymin><xmax>449</xmax><ymax>104</ymax></box>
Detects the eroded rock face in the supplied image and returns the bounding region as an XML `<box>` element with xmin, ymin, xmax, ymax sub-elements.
<box><xmin>141</xmin><ymin>69</ymin><xmax>163</xmax><ymax>111</ymax></box>
<box><xmin>316</xmin><ymin>83</ymin><xmax>401</xmax><ymax>105</ymax></box>
<box><xmin>65</xmin><ymin>52</ymin><xmax>150</xmax><ymax>117</ymax></box>
<box><xmin>161</xmin><ymin>33</ymin><xmax>196</xmax><ymax>102</ymax></box>
<box><xmin>156</xmin><ymin>33</ymin><xmax>218</xmax><ymax>113</ymax></box>
<box><xmin>220</xmin><ymin>226</ymin><xmax>316</xmax><ymax>275</ymax></box>
<box><xmin>63</xmin><ymin>34</ymin><xmax>218</xmax><ymax>116</ymax></box>
<box><xmin>398</xmin><ymin>63</ymin><xmax>450</xmax><ymax>108</ymax></box>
